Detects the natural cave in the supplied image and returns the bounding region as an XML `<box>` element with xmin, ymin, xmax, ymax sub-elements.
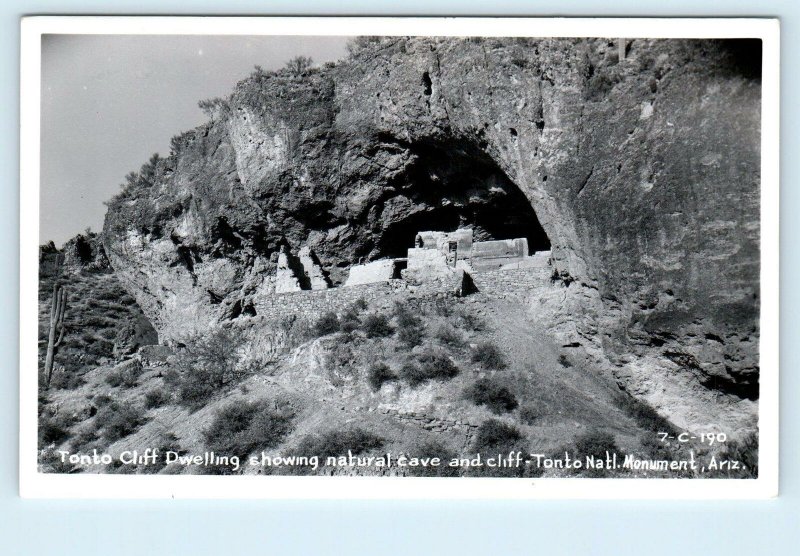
<box><xmin>373</xmin><ymin>139</ymin><xmax>551</xmax><ymax>259</ymax></box>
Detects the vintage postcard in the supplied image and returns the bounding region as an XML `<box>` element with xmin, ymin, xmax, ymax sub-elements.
<box><xmin>19</xmin><ymin>17</ymin><xmax>779</xmax><ymax>498</ymax></box>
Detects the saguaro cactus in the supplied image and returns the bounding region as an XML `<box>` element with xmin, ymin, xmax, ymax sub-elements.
<box><xmin>44</xmin><ymin>283</ymin><xmax>67</xmax><ymax>388</ymax></box>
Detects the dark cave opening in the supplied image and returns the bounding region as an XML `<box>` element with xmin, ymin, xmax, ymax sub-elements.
<box><xmin>73</xmin><ymin>235</ymin><xmax>94</xmax><ymax>264</ymax></box>
<box><xmin>374</xmin><ymin>139</ymin><xmax>551</xmax><ymax>260</ymax></box>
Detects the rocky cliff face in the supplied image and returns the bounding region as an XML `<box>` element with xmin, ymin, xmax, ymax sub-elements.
<box><xmin>103</xmin><ymin>38</ymin><xmax>761</xmax><ymax>427</ymax></box>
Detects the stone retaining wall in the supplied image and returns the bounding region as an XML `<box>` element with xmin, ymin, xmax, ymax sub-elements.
<box><xmin>253</xmin><ymin>266</ymin><xmax>551</xmax><ymax>327</ymax></box>
<box><xmin>470</xmin><ymin>267</ymin><xmax>552</xmax><ymax>297</ymax></box>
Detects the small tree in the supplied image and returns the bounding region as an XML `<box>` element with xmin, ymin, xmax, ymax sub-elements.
<box><xmin>285</xmin><ymin>56</ymin><xmax>313</xmax><ymax>75</ymax></box>
<box><xmin>167</xmin><ymin>328</ymin><xmax>253</xmax><ymax>409</ymax></box>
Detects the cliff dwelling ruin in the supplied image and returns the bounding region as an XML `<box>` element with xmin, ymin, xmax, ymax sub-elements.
<box><xmin>273</xmin><ymin>227</ymin><xmax>552</xmax><ymax>293</ymax></box>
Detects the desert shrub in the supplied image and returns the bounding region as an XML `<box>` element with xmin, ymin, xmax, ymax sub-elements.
<box><xmin>587</xmin><ymin>72</ymin><xmax>620</xmax><ymax>101</ymax></box>
<box><xmin>49</xmin><ymin>369</ymin><xmax>85</xmax><ymax>390</ymax></box>
<box><xmin>405</xmin><ymin>440</ymin><xmax>459</xmax><ymax>477</ymax></box>
<box><xmin>430</xmin><ymin>299</ymin><xmax>454</xmax><ymax>317</ymax></box>
<box><xmin>473</xmin><ymin>419</ymin><xmax>522</xmax><ymax>452</ymax></box>
<box><xmin>143</xmin><ymin>388</ymin><xmax>171</xmax><ymax>409</ymax></box>
<box><xmin>573</xmin><ymin>430</ymin><xmax>620</xmax><ymax>460</ymax></box>
<box><xmin>457</xmin><ymin>311</ymin><xmax>485</xmax><ymax>332</ymax></box>
<box><xmin>197</xmin><ymin>97</ymin><xmax>229</xmax><ymax>117</ymax></box>
<box><xmin>518</xmin><ymin>404</ymin><xmax>541</xmax><ymax>425</ymax></box>
<box><xmin>367</xmin><ymin>362</ymin><xmax>397</xmax><ymax>391</ymax></box>
<box><xmin>346</xmin><ymin>36</ymin><xmax>383</xmax><ymax>57</ymax></box>
<box><xmin>93</xmin><ymin>393</ymin><xmax>114</xmax><ymax>407</ymax></box>
<box><xmin>203</xmin><ymin>399</ymin><xmax>294</xmax><ymax>461</ymax></box>
<box><xmin>398</xmin><ymin>326</ymin><xmax>424</xmax><ymax>349</ymax></box>
<box><xmin>69</xmin><ymin>427</ymin><xmax>100</xmax><ymax>453</ymax></box>
<box><xmin>278</xmin><ymin>315</ymin><xmax>313</xmax><ymax>347</ymax></box>
<box><xmin>434</xmin><ymin>324</ymin><xmax>465</xmax><ymax>348</ymax></box>
<box><xmin>326</xmin><ymin>342</ymin><xmax>354</xmax><ymax>369</ymax></box>
<box><xmin>166</xmin><ymin>329</ymin><xmax>253</xmax><ymax>409</ymax></box>
<box><xmin>394</xmin><ymin>303</ymin><xmax>424</xmax><ymax>347</ymax></box>
<box><xmin>340</xmin><ymin>309</ymin><xmax>361</xmax><ymax>333</ymax></box>
<box><xmin>96</xmin><ymin>402</ymin><xmax>146</xmax><ymax>443</ymax></box>
<box><xmin>285</xmin><ymin>55</ymin><xmax>313</xmax><ymax>75</ymax></box>
<box><xmin>470</xmin><ymin>419</ymin><xmax>528</xmax><ymax>478</ymax></box>
<box><xmin>87</xmin><ymin>339</ymin><xmax>115</xmax><ymax>358</ymax></box>
<box><xmin>38</xmin><ymin>414</ymin><xmax>72</xmax><ymax>447</ymax></box>
<box><xmin>104</xmin><ymin>369</ymin><xmax>124</xmax><ymax>387</ymax></box>
<box><xmin>464</xmin><ymin>378</ymin><xmax>518</xmax><ymax>414</ymax></box>
<box><xmin>400</xmin><ymin>350</ymin><xmax>460</xmax><ymax>387</ymax></box>
<box><xmin>39</xmin><ymin>449</ymin><xmax>76</xmax><ymax>474</ymax></box>
<box><xmin>471</xmin><ymin>341</ymin><xmax>507</xmax><ymax>370</ymax></box>
<box><xmin>313</xmin><ymin>311</ymin><xmax>341</xmax><ymax>337</ymax></box>
<box><xmin>285</xmin><ymin>428</ymin><xmax>384</xmax><ymax>476</ymax></box>
<box><xmin>297</xmin><ymin>428</ymin><xmax>384</xmax><ymax>459</ymax></box>
<box><xmin>361</xmin><ymin>313</ymin><xmax>393</xmax><ymax>338</ymax></box>
<box><xmin>616</xmin><ymin>392</ymin><xmax>678</xmax><ymax>435</ymax></box>
<box><xmin>558</xmin><ymin>354</ymin><xmax>573</xmax><ymax>368</ymax></box>
<box><xmin>104</xmin><ymin>360</ymin><xmax>143</xmax><ymax>389</ymax></box>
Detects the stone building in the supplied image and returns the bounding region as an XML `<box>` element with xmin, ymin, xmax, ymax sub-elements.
<box><xmin>343</xmin><ymin>228</ymin><xmax>550</xmax><ymax>287</ymax></box>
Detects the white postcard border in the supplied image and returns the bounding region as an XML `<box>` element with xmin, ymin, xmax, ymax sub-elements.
<box><xmin>19</xmin><ymin>16</ymin><xmax>780</xmax><ymax>499</ymax></box>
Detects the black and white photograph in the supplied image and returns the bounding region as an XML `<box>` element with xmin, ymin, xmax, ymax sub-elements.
<box><xmin>19</xmin><ymin>17</ymin><xmax>779</xmax><ymax>498</ymax></box>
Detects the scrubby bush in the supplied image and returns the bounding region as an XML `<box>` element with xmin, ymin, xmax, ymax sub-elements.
<box><xmin>326</xmin><ymin>342</ymin><xmax>354</xmax><ymax>369</ymax></box>
<box><xmin>203</xmin><ymin>399</ymin><xmax>295</xmax><ymax>460</ymax></box>
<box><xmin>457</xmin><ymin>311</ymin><xmax>485</xmax><ymax>332</ymax></box>
<box><xmin>165</xmin><ymin>329</ymin><xmax>253</xmax><ymax>410</ymax></box>
<box><xmin>104</xmin><ymin>369</ymin><xmax>125</xmax><ymax>388</ymax></box>
<box><xmin>339</xmin><ymin>298</ymin><xmax>368</xmax><ymax>333</ymax></box>
<box><xmin>394</xmin><ymin>303</ymin><xmax>424</xmax><ymax>348</ymax></box>
<box><xmin>558</xmin><ymin>354</ymin><xmax>573</xmax><ymax>368</ymax></box>
<box><xmin>38</xmin><ymin>414</ymin><xmax>72</xmax><ymax>447</ymax></box>
<box><xmin>473</xmin><ymin>419</ymin><xmax>522</xmax><ymax>452</ymax></box>
<box><xmin>573</xmin><ymin>430</ymin><xmax>620</xmax><ymax>460</ymax></box>
<box><xmin>104</xmin><ymin>361</ymin><xmax>143</xmax><ymax>388</ymax></box>
<box><xmin>434</xmin><ymin>324</ymin><xmax>465</xmax><ymax>348</ymax></box>
<box><xmin>463</xmin><ymin>378</ymin><xmax>518</xmax><ymax>414</ymax></box>
<box><xmin>278</xmin><ymin>314</ymin><xmax>313</xmax><ymax>347</ymax></box>
<box><xmin>296</xmin><ymin>428</ymin><xmax>384</xmax><ymax>459</ymax></box>
<box><xmin>518</xmin><ymin>405</ymin><xmax>541</xmax><ymax>425</ymax></box>
<box><xmin>93</xmin><ymin>393</ymin><xmax>114</xmax><ymax>407</ymax></box>
<box><xmin>69</xmin><ymin>427</ymin><xmax>100</xmax><ymax>453</ymax></box>
<box><xmin>346</xmin><ymin>36</ymin><xmax>383</xmax><ymax>57</ymax></box>
<box><xmin>616</xmin><ymin>392</ymin><xmax>678</xmax><ymax>435</ymax></box>
<box><xmin>397</xmin><ymin>324</ymin><xmax>424</xmax><ymax>348</ymax></box>
<box><xmin>313</xmin><ymin>311</ymin><xmax>341</xmax><ymax>337</ymax></box>
<box><xmin>285</xmin><ymin>55</ymin><xmax>313</xmax><ymax>75</ymax></box>
<box><xmin>471</xmin><ymin>341</ymin><xmax>507</xmax><ymax>370</ymax></box>
<box><xmin>96</xmin><ymin>402</ymin><xmax>146</xmax><ymax>443</ymax></box>
<box><xmin>470</xmin><ymin>419</ymin><xmax>528</xmax><ymax>478</ymax></box>
<box><xmin>361</xmin><ymin>313</ymin><xmax>393</xmax><ymax>338</ymax></box>
<box><xmin>400</xmin><ymin>350</ymin><xmax>460</xmax><ymax>386</ymax></box>
<box><xmin>49</xmin><ymin>369</ymin><xmax>86</xmax><ymax>390</ymax></box>
<box><xmin>143</xmin><ymin>388</ymin><xmax>171</xmax><ymax>409</ymax></box>
<box><xmin>367</xmin><ymin>362</ymin><xmax>397</xmax><ymax>391</ymax></box>
<box><xmin>340</xmin><ymin>309</ymin><xmax>361</xmax><ymax>334</ymax></box>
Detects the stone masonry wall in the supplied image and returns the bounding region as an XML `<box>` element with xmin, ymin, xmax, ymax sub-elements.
<box><xmin>470</xmin><ymin>267</ymin><xmax>552</xmax><ymax>298</ymax></box>
<box><xmin>252</xmin><ymin>266</ymin><xmax>553</xmax><ymax>326</ymax></box>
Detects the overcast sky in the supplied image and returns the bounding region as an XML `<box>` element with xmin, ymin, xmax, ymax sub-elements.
<box><xmin>40</xmin><ymin>34</ymin><xmax>350</xmax><ymax>246</ymax></box>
